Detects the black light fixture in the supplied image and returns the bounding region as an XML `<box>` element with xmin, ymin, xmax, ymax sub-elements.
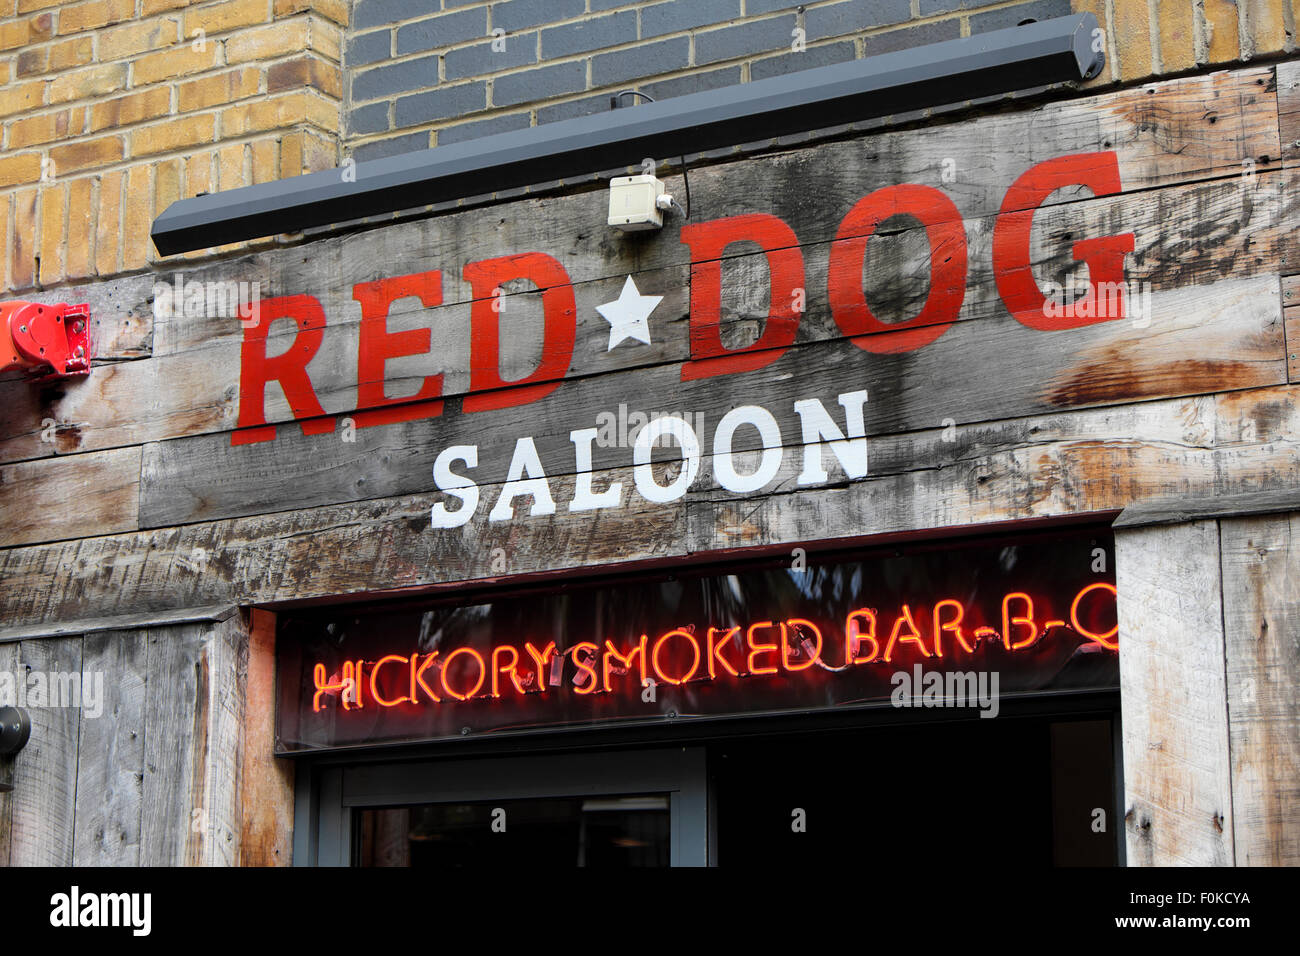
<box><xmin>151</xmin><ymin>13</ymin><xmax>1103</xmax><ymax>256</ymax></box>
<box><xmin>0</xmin><ymin>705</ymin><xmax>31</xmax><ymax>793</ymax></box>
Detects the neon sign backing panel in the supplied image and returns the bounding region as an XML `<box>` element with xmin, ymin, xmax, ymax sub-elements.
<box><xmin>275</xmin><ymin>526</ymin><xmax>1119</xmax><ymax>752</ymax></box>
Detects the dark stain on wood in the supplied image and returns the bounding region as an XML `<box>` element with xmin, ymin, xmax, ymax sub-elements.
<box><xmin>1044</xmin><ymin>355</ymin><xmax>1259</xmax><ymax>407</ymax></box>
<box><xmin>185</xmin><ymin>653</ymin><xmax>209</xmax><ymax>867</ymax></box>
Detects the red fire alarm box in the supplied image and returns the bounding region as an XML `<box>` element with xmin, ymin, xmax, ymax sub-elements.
<box><xmin>1</xmin><ymin>300</ymin><xmax>91</xmax><ymax>378</ymax></box>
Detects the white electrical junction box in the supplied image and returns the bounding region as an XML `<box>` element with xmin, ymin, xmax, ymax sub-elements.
<box><xmin>608</xmin><ymin>174</ymin><xmax>665</xmax><ymax>231</ymax></box>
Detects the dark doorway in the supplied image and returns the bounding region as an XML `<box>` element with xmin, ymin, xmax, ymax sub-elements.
<box><xmin>711</xmin><ymin>714</ymin><xmax>1118</xmax><ymax>867</ymax></box>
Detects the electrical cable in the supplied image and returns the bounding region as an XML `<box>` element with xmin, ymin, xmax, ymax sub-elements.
<box><xmin>612</xmin><ymin>90</ymin><xmax>691</xmax><ymax>219</ymax></box>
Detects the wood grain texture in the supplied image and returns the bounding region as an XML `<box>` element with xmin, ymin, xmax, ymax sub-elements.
<box><xmin>7</xmin><ymin>635</ymin><xmax>83</xmax><ymax>866</ymax></box>
<box><xmin>239</xmin><ymin>608</ymin><xmax>294</xmax><ymax>866</ymax></box>
<box><xmin>140</xmin><ymin>622</ymin><xmax>206</xmax><ymax>866</ymax></box>
<box><xmin>5</xmin><ymin>165</ymin><xmax>1283</xmax><ymax>471</ymax></box>
<box><xmin>135</xmin><ymin>617</ymin><xmax>250</xmax><ymax>866</ymax></box>
<box><xmin>0</xmin><ymin>383</ymin><xmax>1294</xmax><ymax>630</ymax></box>
<box><xmin>151</xmin><ymin>65</ymin><xmax>1275</xmax><ymax>357</ymax></box>
<box><xmin>1220</xmin><ymin>512</ymin><xmax>1300</xmax><ymax>865</ymax></box>
<box><xmin>1279</xmin><ymin>59</ymin><xmax>1300</xmax><ymax>169</ymax></box>
<box><xmin>68</xmin><ymin>272</ymin><xmax>155</xmax><ymax>361</ymax></box>
<box><xmin>0</xmin><ymin>641</ymin><xmax>15</xmax><ymax>865</ymax></box>
<box><xmin>0</xmin><ymin>445</ymin><xmax>141</xmax><ymax>547</ymax></box>
<box><xmin>1115</xmin><ymin>520</ymin><xmax>1234</xmax><ymax>866</ymax></box>
<box><xmin>1114</xmin><ymin>487</ymin><xmax>1300</xmax><ymax>528</ymax></box>
<box><xmin>135</xmin><ymin>270</ymin><xmax>1286</xmax><ymax>528</ymax></box>
<box><xmin>201</xmin><ymin>613</ymin><xmax>246</xmax><ymax>867</ymax></box>
<box><xmin>1284</xmin><ymin>274</ymin><xmax>1299</xmax><ymax>382</ymax></box>
<box><xmin>72</xmin><ymin>629</ymin><xmax>147</xmax><ymax>866</ymax></box>
<box><xmin>0</xmin><ymin>273</ymin><xmax>155</xmax><ymax>374</ymax></box>
<box><xmin>0</xmin><ymin>604</ymin><xmax>238</xmax><ymax>644</ymax></box>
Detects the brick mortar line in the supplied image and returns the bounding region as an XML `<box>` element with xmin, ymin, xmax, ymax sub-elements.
<box><xmin>0</xmin><ymin>117</ymin><xmax>341</xmax><ymax>195</ymax></box>
<box><xmin>346</xmin><ymin>15</ymin><xmax>975</xmax><ymax>115</ymax></box>
<box><xmin>348</xmin><ymin>0</ymin><xmax>1025</xmax><ymax>41</ymax></box>
<box><xmin>345</xmin><ymin>0</ymin><xmax>1045</xmax><ymax>94</ymax></box>
<box><xmin>344</xmin><ymin>33</ymin><xmax>866</xmax><ymax>148</ymax></box>
<box><xmin>1</xmin><ymin>55</ymin><xmax>345</xmax><ymax>135</ymax></box>
<box><xmin>6</xmin><ymin>15</ymin><xmax>345</xmax><ymax>65</ymax></box>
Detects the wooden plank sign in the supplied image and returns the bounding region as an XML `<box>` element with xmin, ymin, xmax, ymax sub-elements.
<box><xmin>135</xmin><ymin>156</ymin><xmax>1285</xmax><ymax>527</ymax></box>
<box><xmin>0</xmin><ymin>66</ymin><xmax>1293</xmax><ymax>628</ymax></box>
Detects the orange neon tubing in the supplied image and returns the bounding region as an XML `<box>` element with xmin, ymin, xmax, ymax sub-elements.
<box><xmin>932</xmin><ymin>598</ymin><xmax>974</xmax><ymax>657</ymax></box>
<box><xmin>883</xmin><ymin>604</ymin><xmax>930</xmax><ymax>662</ymax></box>
<box><xmin>652</xmin><ymin>628</ymin><xmax>702</xmax><ymax>684</ymax></box>
<box><xmin>844</xmin><ymin>609</ymin><xmax>879</xmax><ymax>665</ymax></box>
<box><xmin>1001</xmin><ymin>592</ymin><xmax>1038</xmax><ymax>650</ymax></box>
<box><xmin>411</xmin><ymin>651</ymin><xmax>441</xmax><ymax>703</ymax></box>
<box><xmin>603</xmin><ymin>636</ymin><xmax>647</xmax><ymax>693</ymax></box>
<box><xmin>439</xmin><ymin>646</ymin><xmax>487</xmax><ymax>700</ymax></box>
<box><xmin>369</xmin><ymin>654</ymin><xmax>412</xmax><ymax>707</ymax></box>
<box><xmin>1071</xmin><ymin>581</ymin><xmax>1119</xmax><ymax>649</ymax></box>
<box><xmin>491</xmin><ymin>644</ymin><xmax>527</xmax><ymax>698</ymax></box>
<box><xmin>782</xmin><ymin>618</ymin><xmax>822</xmax><ymax>671</ymax></box>
<box><xmin>745</xmin><ymin>621</ymin><xmax>779</xmax><ymax>676</ymax></box>
<box><xmin>706</xmin><ymin>626</ymin><xmax>741</xmax><ymax>678</ymax></box>
<box><xmin>570</xmin><ymin>642</ymin><xmax>600</xmax><ymax>694</ymax></box>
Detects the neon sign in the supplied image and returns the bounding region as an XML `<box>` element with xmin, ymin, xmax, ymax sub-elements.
<box><xmin>276</xmin><ymin>527</ymin><xmax>1119</xmax><ymax>752</ymax></box>
<box><xmin>309</xmin><ymin>582</ymin><xmax>1118</xmax><ymax>714</ymax></box>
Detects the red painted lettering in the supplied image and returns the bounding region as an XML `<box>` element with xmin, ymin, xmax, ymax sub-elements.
<box><xmin>992</xmin><ymin>152</ymin><xmax>1135</xmax><ymax>330</ymax></box>
<box><xmin>829</xmin><ymin>184</ymin><xmax>967</xmax><ymax>353</ymax></box>
<box><xmin>463</xmin><ymin>253</ymin><xmax>577</xmax><ymax>413</ymax></box>
<box><xmin>234</xmin><ymin>294</ymin><xmax>332</xmax><ymax>445</ymax></box>
<box><xmin>679</xmin><ymin>214</ymin><xmax>804</xmax><ymax>380</ymax></box>
<box><xmin>353</xmin><ymin>270</ymin><xmax>445</xmax><ymax>428</ymax></box>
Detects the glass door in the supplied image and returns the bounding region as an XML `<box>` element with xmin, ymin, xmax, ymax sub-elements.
<box><xmin>298</xmin><ymin>747</ymin><xmax>709</xmax><ymax>867</ymax></box>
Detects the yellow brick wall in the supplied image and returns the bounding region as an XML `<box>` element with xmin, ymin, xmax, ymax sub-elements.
<box><xmin>0</xmin><ymin>0</ymin><xmax>346</xmax><ymax>293</ymax></box>
<box><xmin>1075</xmin><ymin>0</ymin><xmax>1297</xmax><ymax>84</ymax></box>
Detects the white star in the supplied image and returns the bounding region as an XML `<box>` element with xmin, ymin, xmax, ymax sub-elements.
<box><xmin>596</xmin><ymin>275</ymin><xmax>661</xmax><ymax>351</ymax></box>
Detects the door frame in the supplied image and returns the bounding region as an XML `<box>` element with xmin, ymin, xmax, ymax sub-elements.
<box><xmin>297</xmin><ymin>746</ymin><xmax>710</xmax><ymax>866</ymax></box>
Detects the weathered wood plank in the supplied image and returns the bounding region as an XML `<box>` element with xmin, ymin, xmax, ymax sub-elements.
<box><xmin>7</xmin><ymin>635</ymin><xmax>82</xmax><ymax>866</ymax></box>
<box><xmin>1114</xmin><ymin>487</ymin><xmax>1300</xmax><ymax>529</ymax></box>
<box><xmin>140</xmin><ymin>622</ymin><xmax>206</xmax><ymax>866</ymax></box>
<box><xmin>136</xmin><ymin>618</ymin><xmax>249</xmax><ymax>866</ymax></box>
<box><xmin>0</xmin><ymin>382</ymin><xmax>1294</xmax><ymax>629</ymax></box>
<box><xmin>0</xmin><ymin>445</ymin><xmax>141</xmax><ymax>547</ymax></box>
<box><xmin>72</xmin><ymin>629</ymin><xmax>147</xmax><ymax>866</ymax></box>
<box><xmin>0</xmin><ymin>604</ymin><xmax>238</xmax><ymax>644</ymax></box>
<box><xmin>2</xmin><ymin>130</ymin><xmax>1285</xmax><ymax>466</ymax></box>
<box><xmin>239</xmin><ymin>608</ymin><xmax>293</xmax><ymax>866</ymax></box>
<box><xmin>0</xmin><ymin>640</ymin><xmax>15</xmax><ymax>864</ymax></box>
<box><xmin>1115</xmin><ymin>521</ymin><xmax>1234</xmax><ymax>866</ymax></box>
<box><xmin>1279</xmin><ymin>59</ymin><xmax>1300</xmax><ymax>168</ymax></box>
<box><xmin>1220</xmin><ymin>512</ymin><xmax>1300</xmax><ymax>866</ymax></box>
<box><xmin>688</xmin><ymin>385</ymin><xmax>1297</xmax><ymax>551</ymax></box>
<box><xmin>202</xmin><ymin>613</ymin><xmax>246</xmax><ymax>867</ymax></box>
<box><xmin>69</xmin><ymin>272</ymin><xmax>155</xmax><ymax>360</ymax></box>
<box><xmin>1287</xmin><ymin>312</ymin><xmax>1299</xmax><ymax>382</ymax></box>
<box><xmin>137</xmin><ymin>271</ymin><xmax>1285</xmax><ymax>527</ymax></box>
